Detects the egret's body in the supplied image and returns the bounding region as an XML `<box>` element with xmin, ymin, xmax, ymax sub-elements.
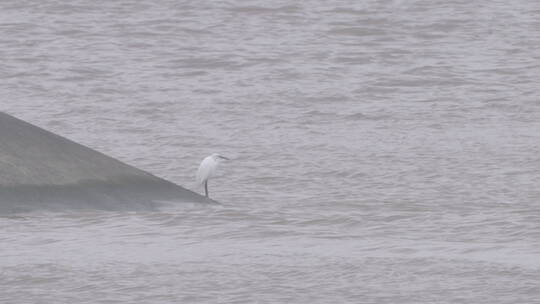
<box><xmin>196</xmin><ymin>153</ymin><xmax>228</xmax><ymax>198</ymax></box>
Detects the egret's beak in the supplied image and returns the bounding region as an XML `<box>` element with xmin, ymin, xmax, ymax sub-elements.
<box><xmin>219</xmin><ymin>156</ymin><xmax>230</xmax><ymax>161</ymax></box>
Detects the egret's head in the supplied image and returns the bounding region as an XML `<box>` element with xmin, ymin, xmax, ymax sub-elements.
<box><xmin>211</xmin><ymin>153</ymin><xmax>230</xmax><ymax>162</ymax></box>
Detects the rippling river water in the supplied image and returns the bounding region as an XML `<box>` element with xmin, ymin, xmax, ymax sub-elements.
<box><xmin>1</xmin><ymin>0</ymin><xmax>540</xmax><ymax>303</ymax></box>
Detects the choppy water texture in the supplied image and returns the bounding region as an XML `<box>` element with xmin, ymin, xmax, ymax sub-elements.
<box><xmin>1</xmin><ymin>0</ymin><xmax>540</xmax><ymax>303</ymax></box>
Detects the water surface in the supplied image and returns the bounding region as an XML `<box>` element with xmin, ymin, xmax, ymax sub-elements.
<box><xmin>1</xmin><ymin>0</ymin><xmax>540</xmax><ymax>303</ymax></box>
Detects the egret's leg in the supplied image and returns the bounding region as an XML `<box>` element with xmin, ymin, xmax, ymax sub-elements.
<box><xmin>204</xmin><ymin>181</ymin><xmax>209</xmax><ymax>197</ymax></box>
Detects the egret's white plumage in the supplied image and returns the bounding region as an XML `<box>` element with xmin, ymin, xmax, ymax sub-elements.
<box><xmin>196</xmin><ymin>153</ymin><xmax>229</xmax><ymax>198</ymax></box>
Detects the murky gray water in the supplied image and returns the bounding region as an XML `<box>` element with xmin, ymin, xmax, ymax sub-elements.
<box><xmin>1</xmin><ymin>0</ymin><xmax>540</xmax><ymax>302</ymax></box>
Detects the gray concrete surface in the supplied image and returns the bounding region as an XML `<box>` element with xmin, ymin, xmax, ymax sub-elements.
<box><xmin>0</xmin><ymin>112</ymin><xmax>212</xmax><ymax>213</ymax></box>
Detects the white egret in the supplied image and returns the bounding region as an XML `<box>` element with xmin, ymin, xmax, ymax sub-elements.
<box><xmin>196</xmin><ymin>153</ymin><xmax>229</xmax><ymax>198</ymax></box>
